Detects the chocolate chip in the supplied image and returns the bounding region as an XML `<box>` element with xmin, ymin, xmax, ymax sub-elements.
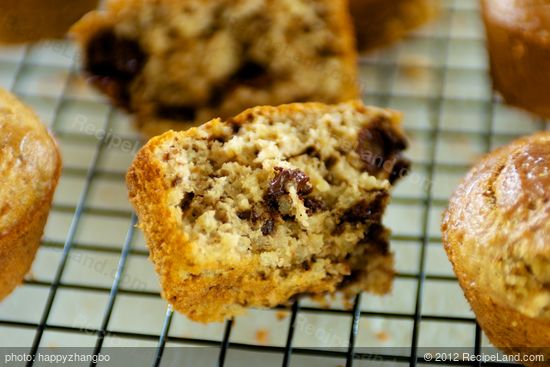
<box><xmin>324</xmin><ymin>156</ymin><xmax>338</xmax><ymax>169</ymax></box>
<box><xmin>156</xmin><ymin>105</ymin><xmax>197</xmax><ymax>122</ymax></box>
<box><xmin>366</xmin><ymin>222</ymin><xmax>385</xmax><ymax>239</ymax></box>
<box><xmin>87</xmin><ymin>30</ymin><xmax>145</xmax><ymax>78</ymax></box>
<box><xmin>340</xmin><ymin>192</ymin><xmax>388</xmax><ymax>224</ymax></box>
<box><xmin>304</xmin><ymin>197</ymin><xmax>326</xmax><ymax>215</ymax></box>
<box><xmin>171</xmin><ymin>177</ymin><xmax>182</xmax><ymax>187</ymax></box>
<box><xmin>261</xmin><ymin>219</ymin><xmax>275</xmax><ymax>235</ymax></box>
<box><xmin>318</xmin><ymin>46</ymin><xmax>339</xmax><ymax>57</ymax></box>
<box><xmin>389</xmin><ymin>157</ymin><xmax>411</xmax><ymax>184</ymax></box>
<box><xmin>266</xmin><ymin>167</ymin><xmax>313</xmax><ymax>210</ymax></box>
<box><xmin>237</xmin><ymin>209</ymin><xmax>261</xmax><ymax>222</ymax></box>
<box><xmin>173</xmin><ymin>61</ymin><xmax>270</xmax><ymax>119</ymax></box>
<box><xmin>363</xmin><ymin>222</ymin><xmax>390</xmax><ymax>255</ymax></box>
<box><xmin>231</xmin><ymin>124</ymin><xmax>241</xmax><ymax>134</ymax></box>
<box><xmin>237</xmin><ymin>210</ymin><xmax>251</xmax><ymax>220</ymax></box>
<box><xmin>86</xmin><ymin>30</ymin><xmax>146</xmax><ymax>108</ymax></box>
<box><xmin>231</xmin><ymin>61</ymin><xmax>270</xmax><ymax>87</ymax></box>
<box><xmin>304</xmin><ymin>146</ymin><xmax>320</xmax><ymax>158</ymax></box>
<box><xmin>206</xmin><ymin>85</ymin><xmax>225</xmax><ymax>108</ymax></box>
<box><xmin>270</xmin><ymin>167</ymin><xmax>313</xmax><ymax>195</ymax></box>
<box><xmin>356</xmin><ymin>117</ymin><xmax>408</xmax><ymax>179</ymax></box>
<box><xmin>179</xmin><ymin>192</ymin><xmax>195</xmax><ymax>212</ymax></box>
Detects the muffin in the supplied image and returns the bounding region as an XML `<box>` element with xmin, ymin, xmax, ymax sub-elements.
<box><xmin>0</xmin><ymin>88</ymin><xmax>62</xmax><ymax>301</ymax></box>
<box><xmin>481</xmin><ymin>0</ymin><xmax>550</xmax><ymax>118</ymax></box>
<box><xmin>127</xmin><ymin>101</ymin><xmax>410</xmax><ymax>322</ymax></box>
<box><xmin>442</xmin><ymin>132</ymin><xmax>550</xmax><ymax>366</ymax></box>
<box><xmin>349</xmin><ymin>0</ymin><xmax>438</xmax><ymax>51</ymax></box>
<box><xmin>72</xmin><ymin>0</ymin><xmax>360</xmax><ymax>137</ymax></box>
<box><xmin>0</xmin><ymin>0</ymin><xmax>98</xmax><ymax>44</ymax></box>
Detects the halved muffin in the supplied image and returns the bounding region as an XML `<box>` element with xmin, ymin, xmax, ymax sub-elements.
<box><xmin>127</xmin><ymin>101</ymin><xmax>410</xmax><ymax>322</ymax></box>
<box><xmin>72</xmin><ymin>0</ymin><xmax>359</xmax><ymax>137</ymax></box>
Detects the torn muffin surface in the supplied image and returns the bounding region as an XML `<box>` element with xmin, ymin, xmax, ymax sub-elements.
<box><xmin>72</xmin><ymin>0</ymin><xmax>359</xmax><ymax>136</ymax></box>
<box><xmin>127</xmin><ymin>101</ymin><xmax>409</xmax><ymax>322</ymax></box>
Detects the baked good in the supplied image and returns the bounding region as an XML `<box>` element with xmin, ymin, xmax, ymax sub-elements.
<box><xmin>72</xmin><ymin>0</ymin><xmax>360</xmax><ymax>137</ymax></box>
<box><xmin>0</xmin><ymin>88</ymin><xmax>61</xmax><ymax>301</ymax></box>
<box><xmin>0</xmin><ymin>0</ymin><xmax>98</xmax><ymax>44</ymax></box>
<box><xmin>481</xmin><ymin>0</ymin><xmax>550</xmax><ymax>118</ymax></box>
<box><xmin>127</xmin><ymin>101</ymin><xmax>410</xmax><ymax>322</ymax></box>
<box><xmin>349</xmin><ymin>0</ymin><xmax>437</xmax><ymax>51</ymax></box>
<box><xmin>442</xmin><ymin>132</ymin><xmax>550</xmax><ymax>366</ymax></box>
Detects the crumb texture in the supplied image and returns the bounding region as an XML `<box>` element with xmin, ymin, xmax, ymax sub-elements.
<box><xmin>73</xmin><ymin>0</ymin><xmax>359</xmax><ymax>135</ymax></box>
<box><xmin>127</xmin><ymin>101</ymin><xmax>409</xmax><ymax>322</ymax></box>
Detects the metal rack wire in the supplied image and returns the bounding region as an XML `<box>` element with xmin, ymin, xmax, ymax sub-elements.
<box><xmin>0</xmin><ymin>0</ymin><xmax>547</xmax><ymax>366</ymax></box>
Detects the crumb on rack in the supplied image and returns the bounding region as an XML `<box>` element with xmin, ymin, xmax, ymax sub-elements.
<box><xmin>24</xmin><ymin>270</ymin><xmax>36</xmax><ymax>282</ymax></box>
<box><xmin>401</xmin><ymin>55</ymin><xmax>431</xmax><ymax>79</ymax></box>
<box><xmin>375</xmin><ymin>330</ymin><xmax>391</xmax><ymax>342</ymax></box>
<box><xmin>255</xmin><ymin>329</ymin><xmax>270</xmax><ymax>345</ymax></box>
<box><xmin>276</xmin><ymin>311</ymin><xmax>289</xmax><ymax>321</ymax></box>
<box><xmin>342</xmin><ymin>297</ymin><xmax>354</xmax><ymax>310</ymax></box>
<box><xmin>310</xmin><ymin>293</ymin><xmax>333</xmax><ymax>309</ymax></box>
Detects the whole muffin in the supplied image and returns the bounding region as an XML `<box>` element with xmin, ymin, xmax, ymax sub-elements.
<box><xmin>0</xmin><ymin>88</ymin><xmax>62</xmax><ymax>300</ymax></box>
<box><xmin>481</xmin><ymin>0</ymin><xmax>550</xmax><ymax>118</ymax></box>
<box><xmin>349</xmin><ymin>0</ymin><xmax>438</xmax><ymax>51</ymax></box>
<box><xmin>72</xmin><ymin>0</ymin><xmax>359</xmax><ymax>137</ymax></box>
<box><xmin>442</xmin><ymin>132</ymin><xmax>550</xmax><ymax>366</ymax></box>
<box><xmin>0</xmin><ymin>0</ymin><xmax>98</xmax><ymax>44</ymax></box>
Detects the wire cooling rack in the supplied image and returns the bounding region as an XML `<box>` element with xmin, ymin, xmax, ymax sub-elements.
<box><xmin>0</xmin><ymin>0</ymin><xmax>548</xmax><ymax>366</ymax></box>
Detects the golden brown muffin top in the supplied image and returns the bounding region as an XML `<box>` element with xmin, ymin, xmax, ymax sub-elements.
<box><xmin>482</xmin><ymin>0</ymin><xmax>550</xmax><ymax>41</ymax></box>
<box><xmin>443</xmin><ymin>132</ymin><xmax>550</xmax><ymax>319</ymax></box>
<box><xmin>0</xmin><ymin>88</ymin><xmax>61</xmax><ymax>235</ymax></box>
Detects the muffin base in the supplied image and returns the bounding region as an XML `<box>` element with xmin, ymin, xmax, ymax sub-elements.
<box><xmin>459</xmin><ymin>282</ymin><xmax>550</xmax><ymax>367</ymax></box>
<box><xmin>0</xmin><ymin>197</ymin><xmax>54</xmax><ymax>300</ymax></box>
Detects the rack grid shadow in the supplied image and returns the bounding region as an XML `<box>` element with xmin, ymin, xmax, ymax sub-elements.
<box><xmin>0</xmin><ymin>0</ymin><xmax>546</xmax><ymax>366</ymax></box>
